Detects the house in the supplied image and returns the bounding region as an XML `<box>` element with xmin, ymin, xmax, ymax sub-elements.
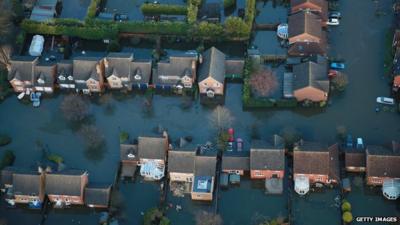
<box><xmin>290</xmin><ymin>0</ymin><xmax>328</xmax><ymax>24</ymax></box>
<box><xmin>345</xmin><ymin>148</ymin><xmax>366</xmax><ymax>173</ymax></box>
<box><xmin>137</xmin><ymin>134</ymin><xmax>169</xmax><ymax>180</ymax></box>
<box><xmin>222</xmin><ymin>153</ymin><xmax>249</xmax><ymax>176</ymax></box>
<box><xmin>250</xmin><ymin>140</ymin><xmax>285</xmax><ymax>179</ymax></box>
<box><xmin>12</xmin><ymin>171</ymin><xmax>45</xmax><ymax>207</ymax></box>
<box><xmin>104</xmin><ymin>53</ymin><xmax>152</xmax><ymax>91</ymax></box>
<box><xmin>84</xmin><ymin>184</ymin><xmax>111</xmax><ymax>208</ymax></box>
<box><xmin>120</xmin><ymin>144</ymin><xmax>139</xmax><ymax>179</ymax></box>
<box><xmin>366</xmin><ymin>145</ymin><xmax>400</xmax><ymax>186</ymax></box>
<box><xmin>7</xmin><ymin>56</ymin><xmax>38</xmax><ymax>93</ymax></box>
<box><xmin>45</xmin><ymin>170</ymin><xmax>89</xmax><ymax>207</ymax></box>
<box><xmin>153</xmin><ymin>54</ymin><xmax>197</xmax><ymax>92</ymax></box>
<box><xmin>191</xmin><ymin>155</ymin><xmax>217</xmax><ymax>201</ymax></box>
<box><xmin>292</xmin><ymin>61</ymin><xmax>329</xmax><ymax>102</ymax></box>
<box><xmin>168</xmin><ymin>149</ymin><xmax>196</xmax><ymax>195</ymax></box>
<box><xmin>57</xmin><ymin>60</ymin><xmax>75</xmax><ymax>89</ymax></box>
<box><xmin>73</xmin><ymin>57</ymin><xmax>105</xmax><ymax>94</ymax></box>
<box><xmin>288</xmin><ymin>11</ymin><xmax>326</xmax><ymax>56</ymax></box>
<box><xmin>33</xmin><ymin>63</ymin><xmax>56</xmax><ymax>93</ymax></box>
<box><xmin>293</xmin><ymin>141</ymin><xmax>339</xmax><ymax>195</ymax></box>
<box><xmin>198</xmin><ymin>47</ymin><xmax>226</xmax><ymax>100</ymax></box>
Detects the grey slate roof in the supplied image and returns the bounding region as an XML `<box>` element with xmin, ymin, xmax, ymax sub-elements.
<box><xmin>221</xmin><ymin>155</ymin><xmax>250</xmax><ymax>171</ymax></box>
<box><xmin>104</xmin><ymin>53</ymin><xmax>134</xmax><ymax>78</ymax></box>
<box><xmin>34</xmin><ymin>63</ymin><xmax>56</xmax><ymax>86</ymax></box>
<box><xmin>194</xmin><ymin>156</ymin><xmax>217</xmax><ymax>176</ymax></box>
<box><xmin>13</xmin><ymin>172</ymin><xmax>41</xmax><ymax>196</ymax></box>
<box><xmin>8</xmin><ymin>56</ymin><xmax>38</xmax><ymax>81</ymax></box>
<box><xmin>293</xmin><ymin>61</ymin><xmax>329</xmax><ymax>92</ymax></box>
<box><xmin>45</xmin><ymin>170</ymin><xmax>87</xmax><ymax>196</ymax></box>
<box><xmin>138</xmin><ymin>136</ymin><xmax>168</xmax><ymax>160</ymax></box>
<box><xmin>250</xmin><ymin>140</ymin><xmax>285</xmax><ymax>170</ymax></box>
<box><xmin>73</xmin><ymin>57</ymin><xmax>102</xmax><ymax>81</ymax></box>
<box><xmin>198</xmin><ymin>47</ymin><xmax>226</xmax><ymax>83</ymax></box>
<box><xmin>168</xmin><ymin>150</ymin><xmax>196</xmax><ymax>173</ymax></box>
<box><xmin>84</xmin><ymin>184</ymin><xmax>111</xmax><ymax>207</ymax></box>
<box><xmin>288</xmin><ymin>11</ymin><xmax>322</xmax><ymax>39</ymax></box>
<box><xmin>153</xmin><ymin>55</ymin><xmax>196</xmax><ymax>86</ymax></box>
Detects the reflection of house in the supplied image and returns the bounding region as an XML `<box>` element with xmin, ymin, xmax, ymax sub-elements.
<box><xmin>73</xmin><ymin>57</ymin><xmax>105</xmax><ymax>94</ymax></box>
<box><xmin>191</xmin><ymin>156</ymin><xmax>217</xmax><ymax>201</ymax></box>
<box><xmin>120</xmin><ymin>144</ymin><xmax>139</xmax><ymax>179</ymax></box>
<box><xmin>104</xmin><ymin>53</ymin><xmax>152</xmax><ymax>91</ymax></box>
<box><xmin>288</xmin><ymin>11</ymin><xmax>326</xmax><ymax>56</ymax></box>
<box><xmin>199</xmin><ymin>3</ymin><xmax>221</xmax><ymax>23</ymax></box>
<box><xmin>366</xmin><ymin>144</ymin><xmax>400</xmax><ymax>186</ymax></box>
<box><xmin>293</xmin><ymin>61</ymin><xmax>329</xmax><ymax>102</ymax></box>
<box><xmin>45</xmin><ymin>170</ymin><xmax>89</xmax><ymax>207</ymax></box>
<box><xmin>30</xmin><ymin>0</ymin><xmax>59</xmax><ymax>22</ymax></box>
<box><xmin>84</xmin><ymin>184</ymin><xmax>112</xmax><ymax>208</ymax></box>
<box><xmin>345</xmin><ymin>148</ymin><xmax>366</xmax><ymax>173</ymax></box>
<box><xmin>168</xmin><ymin>149</ymin><xmax>196</xmax><ymax>195</ymax></box>
<box><xmin>293</xmin><ymin>141</ymin><xmax>339</xmax><ymax>195</ymax></box>
<box><xmin>8</xmin><ymin>56</ymin><xmax>38</xmax><ymax>93</ymax></box>
<box><xmin>290</xmin><ymin>0</ymin><xmax>328</xmax><ymax>24</ymax></box>
<box><xmin>34</xmin><ymin>63</ymin><xmax>56</xmax><ymax>93</ymax></box>
<box><xmin>250</xmin><ymin>140</ymin><xmax>285</xmax><ymax>179</ymax></box>
<box><xmin>57</xmin><ymin>60</ymin><xmax>74</xmax><ymax>89</ymax></box>
<box><xmin>222</xmin><ymin>154</ymin><xmax>249</xmax><ymax>176</ymax></box>
<box><xmin>138</xmin><ymin>134</ymin><xmax>169</xmax><ymax>180</ymax></box>
<box><xmin>153</xmin><ymin>54</ymin><xmax>197</xmax><ymax>92</ymax></box>
<box><xmin>198</xmin><ymin>47</ymin><xmax>226</xmax><ymax>100</ymax></box>
<box><xmin>12</xmin><ymin>171</ymin><xmax>45</xmax><ymax>207</ymax></box>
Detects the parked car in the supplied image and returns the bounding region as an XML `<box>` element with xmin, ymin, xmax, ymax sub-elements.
<box><xmin>376</xmin><ymin>97</ymin><xmax>395</xmax><ymax>105</ymax></box>
<box><xmin>330</xmin><ymin>62</ymin><xmax>345</xmax><ymax>69</ymax></box>
<box><xmin>329</xmin><ymin>11</ymin><xmax>341</xmax><ymax>19</ymax></box>
<box><xmin>327</xmin><ymin>17</ymin><xmax>340</xmax><ymax>26</ymax></box>
<box><xmin>115</xmin><ymin>13</ymin><xmax>129</xmax><ymax>21</ymax></box>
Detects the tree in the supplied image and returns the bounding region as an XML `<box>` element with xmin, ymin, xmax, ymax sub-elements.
<box><xmin>60</xmin><ymin>94</ymin><xmax>91</xmax><ymax>122</ymax></box>
<box><xmin>224</xmin><ymin>17</ymin><xmax>249</xmax><ymax>38</ymax></box>
<box><xmin>280</xmin><ymin>126</ymin><xmax>301</xmax><ymax>148</ymax></box>
<box><xmin>78</xmin><ymin>125</ymin><xmax>106</xmax><ymax>161</ymax></box>
<box><xmin>209</xmin><ymin>105</ymin><xmax>234</xmax><ymax>131</ymax></box>
<box><xmin>195</xmin><ymin>211</ymin><xmax>223</xmax><ymax>225</ymax></box>
<box><xmin>249</xmin><ymin>68</ymin><xmax>278</xmax><ymax>97</ymax></box>
<box><xmin>331</xmin><ymin>72</ymin><xmax>348</xmax><ymax>92</ymax></box>
<box><xmin>342</xmin><ymin>211</ymin><xmax>353</xmax><ymax>223</ymax></box>
<box><xmin>341</xmin><ymin>200</ymin><xmax>352</xmax><ymax>212</ymax></box>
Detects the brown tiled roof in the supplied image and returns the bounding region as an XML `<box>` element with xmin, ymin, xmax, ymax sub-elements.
<box><xmin>328</xmin><ymin>144</ymin><xmax>340</xmax><ymax>182</ymax></box>
<box><xmin>8</xmin><ymin>56</ymin><xmax>38</xmax><ymax>81</ymax></box>
<box><xmin>194</xmin><ymin>156</ymin><xmax>217</xmax><ymax>176</ymax></box>
<box><xmin>293</xmin><ymin>141</ymin><xmax>329</xmax><ymax>175</ymax></box>
<box><xmin>168</xmin><ymin>150</ymin><xmax>196</xmax><ymax>173</ymax></box>
<box><xmin>138</xmin><ymin>136</ymin><xmax>168</xmax><ymax>160</ymax></box>
<box><xmin>222</xmin><ymin>155</ymin><xmax>250</xmax><ymax>171</ymax></box>
<box><xmin>45</xmin><ymin>170</ymin><xmax>87</xmax><ymax>196</ymax></box>
<box><xmin>291</xmin><ymin>0</ymin><xmax>328</xmax><ymax>20</ymax></box>
<box><xmin>345</xmin><ymin>149</ymin><xmax>366</xmax><ymax>168</ymax></box>
<box><xmin>250</xmin><ymin>140</ymin><xmax>285</xmax><ymax>170</ymax></box>
<box><xmin>288</xmin><ymin>11</ymin><xmax>322</xmax><ymax>39</ymax></box>
<box><xmin>13</xmin><ymin>172</ymin><xmax>42</xmax><ymax>196</ymax></box>
<box><xmin>288</xmin><ymin>41</ymin><xmax>326</xmax><ymax>56</ymax></box>
<box><xmin>366</xmin><ymin>145</ymin><xmax>400</xmax><ymax>178</ymax></box>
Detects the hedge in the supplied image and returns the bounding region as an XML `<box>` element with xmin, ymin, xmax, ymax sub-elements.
<box><xmin>118</xmin><ymin>21</ymin><xmax>189</xmax><ymax>35</ymax></box>
<box><xmin>224</xmin><ymin>16</ymin><xmax>250</xmax><ymax>38</ymax></box>
<box><xmin>187</xmin><ymin>4</ymin><xmax>198</xmax><ymax>24</ymax></box>
<box><xmin>141</xmin><ymin>4</ymin><xmax>188</xmax><ymax>15</ymax></box>
<box><xmin>244</xmin><ymin>0</ymin><xmax>256</xmax><ymax>28</ymax></box>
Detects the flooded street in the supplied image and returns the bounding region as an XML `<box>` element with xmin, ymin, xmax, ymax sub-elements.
<box><xmin>1</xmin><ymin>0</ymin><xmax>400</xmax><ymax>224</ymax></box>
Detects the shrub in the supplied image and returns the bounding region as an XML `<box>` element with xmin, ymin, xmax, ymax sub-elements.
<box><xmin>60</xmin><ymin>94</ymin><xmax>91</xmax><ymax>122</ymax></box>
<box><xmin>47</xmin><ymin>153</ymin><xmax>64</xmax><ymax>164</ymax></box>
<box><xmin>341</xmin><ymin>201</ymin><xmax>352</xmax><ymax>212</ymax></box>
<box><xmin>193</xmin><ymin>21</ymin><xmax>224</xmax><ymax>39</ymax></box>
<box><xmin>224</xmin><ymin>16</ymin><xmax>250</xmax><ymax>38</ymax></box>
<box><xmin>119</xmin><ymin>131</ymin><xmax>129</xmax><ymax>143</ymax></box>
<box><xmin>244</xmin><ymin>0</ymin><xmax>256</xmax><ymax>27</ymax></box>
<box><xmin>0</xmin><ymin>135</ymin><xmax>11</xmax><ymax>146</ymax></box>
<box><xmin>141</xmin><ymin>4</ymin><xmax>188</xmax><ymax>15</ymax></box>
<box><xmin>331</xmin><ymin>73</ymin><xmax>348</xmax><ymax>92</ymax></box>
<box><xmin>86</xmin><ymin>0</ymin><xmax>102</xmax><ymax>19</ymax></box>
<box><xmin>187</xmin><ymin>4</ymin><xmax>198</xmax><ymax>24</ymax></box>
<box><xmin>342</xmin><ymin>212</ymin><xmax>353</xmax><ymax>223</ymax></box>
<box><xmin>0</xmin><ymin>150</ymin><xmax>15</xmax><ymax>169</ymax></box>
<box><xmin>224</xmin><ymin>0</ymin><xmax>236</xmax><ymax>8</ymax></box>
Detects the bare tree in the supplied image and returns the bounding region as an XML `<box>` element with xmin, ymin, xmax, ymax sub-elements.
<box><xmin>195</xmin><ymin>211</ymin><xmax>223</xmax><ymax>225</ymax></box>
<box><xmin>60</xmin><ymin>94</ymin><xmax>91</xmax><ymax>122</ymax></box>
<box><xmin>78</xmin><ymin>125</ymin><xmax>106</xmax><ymax>161</ymax></box>
<box><xmin>0</xmin><ymin>0</ymin><xmax>13</xmax><ymax>67</ymax></box>
<box><xmin>209</xmin><ymin>105</ymin><xmax>234</xmax><ymax>131</ymax></box>
<box><xmin>249</xmin><ymin>68</ymin><xmax>278</xmax><ymax>97</ymax></box>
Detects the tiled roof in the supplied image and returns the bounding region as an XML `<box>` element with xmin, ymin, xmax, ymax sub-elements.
<box><xmin>366</xmin><ymin>145</ymin><xmax>400</xmax><ymax>178</ymax></box>
<box><xmin>250</xmin><ymin>140</ymin><xmax>285</xmax><ymax>170</ymax></box>
<box><xmin>168</xmin><ymin>150</ymin><xmax>196</xmax><ymax>173</ymax></box>
<box><xmin>138</xmin><ymin>136</ymin><xmax>168</xmax><ymax>160</ymax></box>
<box><xmin>45</xmin><ymin>170</ymin><xmax>87</xmax><ymax>196</ymax></box>
<box><xmin>194</xmin><ymin>155</ymin><xmax>217</xmax><ymax>176</ymax></box>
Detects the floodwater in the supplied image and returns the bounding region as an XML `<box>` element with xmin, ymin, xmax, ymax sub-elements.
<box><xmin>1</xmin><ymin>0</ymin><xmax>400</xmax><ymax>224</ymax></box>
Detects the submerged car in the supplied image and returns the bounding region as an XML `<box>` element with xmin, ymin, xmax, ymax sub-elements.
<box><xmin>327</xmin><ymin>17</ymin><xmax>340</xmax><ymax>26</ymax></box>
<box><xmin>330</xmin><ymin>62</ymin><xmax>345</xmax><ymax>69</ymax></box>
<box><xmin>376</xmin><ymin>97</ymin><xmax>395</xmax><ymax>105</ymax></box>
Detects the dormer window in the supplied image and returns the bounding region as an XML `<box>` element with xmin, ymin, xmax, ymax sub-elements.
<box><xmin>58</xmin><ymin>75</ymin><xmax>66</xmax><ymax>81</ymax></box>
<box><xmin>67</xmin><ymin>76</ymin><xmax>74</xmax><ymax>81</ymax></box>
<box><xmin>134</xmin><ymin>74</ymin><xmax>141</xmax><ymax>80</ymax></box>
<box><xmin>127</xmin><ymin>153</ymin><xmax>135</xmax><ymax>158</ymax></box>
<box><xmin>134</xmin><ymin>68</ymin><xmax>143</xmax><ymax>80</ymax></box>
<box><xmin>38</xmin><ymin>78</ymin><xmax>45</xmax><ymax>84</ymax></box>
